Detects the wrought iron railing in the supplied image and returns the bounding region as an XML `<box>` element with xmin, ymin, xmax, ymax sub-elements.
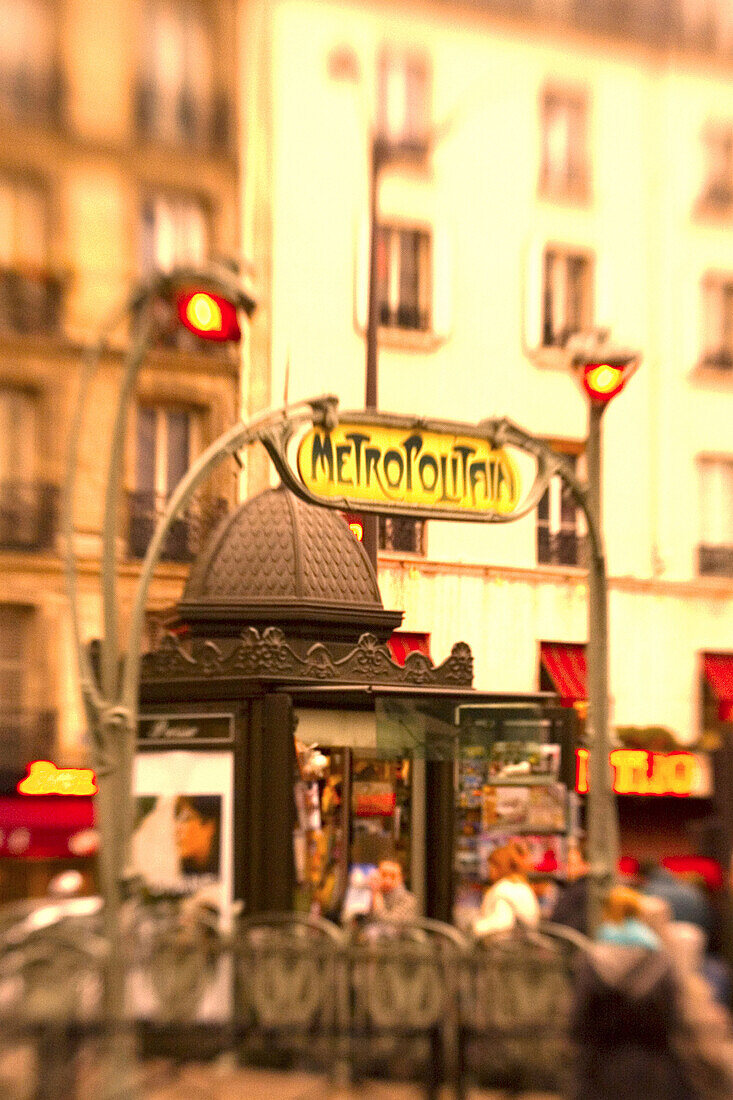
<box><xmin>698</xmin><ymin>543</ymin><xmax>733</xmax><ymax>578</ymax></box>
<box><xmin>0</xmin><ymin>906</ymin><xmax>589</xmax><ymax>1098</ymax></box>
<box><xmin>379</xmin><ymin>303</ymin><xmax>431</xmax><ymax>332</ymax></box>
<box><xmin>379</xmin><ymin>515</ymin><xmax>426</xmax><ymax>555</ymax></box>
<box><xmin>133</xmin><ymin>82</ymin><xmax>232</xmax><ymax>153</ymax></box>
<box><xmin>537</xmin><ymin>526</ymin><xmax>587</xmax><ymax>568</ymax></box>
<box><xmin>127</xmin><ymin>490</ymin><xmax>228</xmax><ymax>563</ymax></box>
<box><xmin>0</xmin><ymin>63</ymin><xmax>65</xmax><ymax>127</ymax></box>
<box><xmin>0</xmin><ymin>710</ymin><xmax>56</xmax><ymax>770</ymax></box>
<box><xmin>0</xmin><ymin>480</ymin><xmax>58</xmax><ymax>552</ymax></box>
<box><xmin>0</xmin><ymin>268</ymin><xmax>65</xmax><ymax>335</ymax></box>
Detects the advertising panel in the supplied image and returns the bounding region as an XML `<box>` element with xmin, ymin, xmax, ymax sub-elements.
<box><xmin>131</xmin><ymin>751</ymin><xmax>234</xmax><ymax>916</ymax></box>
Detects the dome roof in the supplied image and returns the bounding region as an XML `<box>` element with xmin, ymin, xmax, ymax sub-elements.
<box><xmin>177</xmin><ymin>486</ymin><xmax>403</xmax><ymax>641</ymax></box>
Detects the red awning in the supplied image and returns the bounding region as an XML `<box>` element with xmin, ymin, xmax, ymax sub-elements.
<box><xmin>540</xmin><ymin>642</ymin><xmax>587</xmax><ymax>706</ymax></box>
<box><xmin>703</xmin><ymin>653</ymin><xmax>733</xmax><ymax>722</ymax></box>
<box><xmin>0</xmin><ymin>797</ymin><xmax>97</xmax><ymax>860</ymax></box>
<box><xmin>387</xmin><ymin>632</ymin><xmax>431</xmax><ymax>667</ymax></box>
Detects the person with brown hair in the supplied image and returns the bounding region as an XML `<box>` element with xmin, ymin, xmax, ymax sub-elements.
<box><xmin>473</xmin><ymin>839</ymin><xmax>540</xmax><ymax>936</ymax></box>
<box><xmin>569</xmin><ymin>884</ymin><xmax>701</xmax><ymax>1100</ymax></box>
<box><xmin>596</xmin><ymin>885</ymin><xmax>662</xmax><ymax>950</ymax></box>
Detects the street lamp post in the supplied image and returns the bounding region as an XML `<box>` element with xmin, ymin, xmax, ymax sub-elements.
<box><xmin>362</xmin><ymin>135</ymin><xmax>385</xmax><ymax>568</ymax></box>
<box><xmin>568</xmin><ymin>334</ymin><xmax>640</xmax><ymax>931</ymax></box>
<box><xmin>63</xmin><ymin>265</ymin><xmax>255</xmax><ymax>1094</ymax></box>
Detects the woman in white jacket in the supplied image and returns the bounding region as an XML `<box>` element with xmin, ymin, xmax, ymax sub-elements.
<box><xmin>474</xmin><ymin>839</ymin><xmax>541</xmax><ymax>936</ymax></box>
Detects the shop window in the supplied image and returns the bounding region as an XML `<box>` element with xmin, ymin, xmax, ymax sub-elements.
<box><xmin>130</xmin><ymin>404</ymin><xmax>196</xmax><ymax>561</ymax></box>
<box><xmin>378</xmin><ymin>515</ymin><xmax>426</xmax><ymax>555</ymax></box>
<box><xmin>537</xmin><ymin>449</ymin><xmax>586</xmax><ymax>567</ymax></box>
<box><xmin>377</xmin><ymin>224</ymin><xmax>431</xmax><ymax>332</ymax></box>
<box><xmin>700</xmin><ymin>275</ymin><xmax>733</xmax><ymax>370</ymax></box>
<box><xmin>540</xmin><ymin>88</ymin><xmax>589</xmax><ymax>200</ymax></box>
<box><xmin>0</xmin><ymin>175</ymin><xmax>62</xmax><ymax>335</ymax></box>
<box><xmin>376</xmin><ymin>48</ymin><xmax>430</xmax><ymax>156</ymax></box>
<box><xmin>350</xmin><ymin>756</ymin><xmax>412</xmax><ymax>877</ymax></box>
<box><xmin>541</xmin><ymin>247</ymin><xmax>593</xmax><ymax>349</ymax></box>
<box><xmin>0</xmin><ymin>0</ymin><xmax>62</xmax><ymax>125</ymax></box>
<box><xmin>698</xmin><ymin>456</ymin><xmax>733</xmax><ymax>577</ymax></box>
<box><xmin>136</xmin><ymin>0</ymin><xmax>221</xmax><ymax>148</ymax></box>
<box><xmin>699</xmin><ymin>125</ymin><xmax>733</xmax><ymax>212</ymax></box>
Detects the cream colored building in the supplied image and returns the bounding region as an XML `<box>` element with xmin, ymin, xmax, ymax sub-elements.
<box><xmin>239</xmin><ymin>0</ymin><xmax>733</xmax><ymax>748</ymax></box>
<box><xmin>0</xmin><ymin>0</ymin><xmax>241</xmax><ymax>837</ymax></box>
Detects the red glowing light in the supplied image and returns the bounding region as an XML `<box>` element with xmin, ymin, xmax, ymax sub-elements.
<box><xmin>176</xmin><ymin>289</ymin><xmax>241</xmax><ymax>342</ymax></box>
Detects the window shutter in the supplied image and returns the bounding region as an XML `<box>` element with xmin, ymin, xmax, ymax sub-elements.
<box><xmin>354</xmin><ymin>216</ymin><xmax>370</xmax><ymax>332</ymax></box>
<box><xmin>523</xmin><ymin>237</ymin><xmax>544</xmax><ymax>351</ymax></box>
<box><xmin>432</xmin><ymin>224</ymin><xmax>452</xmax><ymax>338</ymax></box>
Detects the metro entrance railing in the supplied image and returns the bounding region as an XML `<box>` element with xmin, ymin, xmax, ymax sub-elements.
<box><xmin>0</xmin><ymin>902</ymin><xmax>588</xmax><ymax>1099</ymax></box>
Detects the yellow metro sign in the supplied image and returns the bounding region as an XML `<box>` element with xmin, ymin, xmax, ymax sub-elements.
<box><xmin>297</xmin><ymin>421</ymin><xmax>521</xmax><ymax>516</ymax></box>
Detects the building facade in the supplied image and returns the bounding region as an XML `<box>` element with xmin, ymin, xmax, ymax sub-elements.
<box><xmin>238</xmin><ymin>0</ymin><xmax>733</xmax><ymax>800</ymax></box>
<box><xmin>0</xmin><ymin>0</ymin><xmax>242</xmax><ymax>892</ymax></box>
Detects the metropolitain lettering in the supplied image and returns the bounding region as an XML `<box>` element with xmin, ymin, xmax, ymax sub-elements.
<box><xmin>298</xmin><ymin>424</ymin><xmax>520</xmax><ymax>514</ymax></box>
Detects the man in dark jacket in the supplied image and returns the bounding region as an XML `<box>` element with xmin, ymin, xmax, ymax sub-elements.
<box><xmin>570</xmin><ymin>941</ymin><xmax>697</xmax><ymax>1100</ymax></box>
<box><xmin>550</xmin><ymin>841</ymin><xmax>590</xmax><ymax>935</ymax></box>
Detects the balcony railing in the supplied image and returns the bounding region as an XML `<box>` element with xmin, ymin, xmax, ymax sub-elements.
<box><xmin>0</xmin><ymin>268</ymin><xmax>65</xmax><ymax>335</ymax></box>
<box><xmin>379</xmin><ymin>515</ymin><xmax>426</xmax><ymax>555</ymax></box>
<box><xmin>378</xmin><ymin>303</ymin><xmax>430</xmax><ymax>333</ymax></box>
<box><xmin>0</xmin><ymin>63</ymin><xmax>65</xmax><ymax>127</ymax></box>
<box><xmin>0</xmin><ymin>481</ymin><xmax>58</xmax><ymax>552</ymax></box>
<box><xmin>537</xmin><ymin>526</ymin><xmax>587</xmax><ymax>568</ymax></box>
<box><xmin>134</xmin><ymin>82</ymin><xmax>232</xmax><ymax>153</ymax></box>
<box><xmin>700</xmin><ymin>348</ymin><xmax>733</xmax><ymax>371</ymax></box>
<box><xmin>698</xmin><ymin>544</ymin><xmax>733</xmax><ymax>578</ymax></box>
<box><xmin>128</xmin><ymin>490</ymin><xmax>228</xmax><ymax>563</ymax></box>
<box><xmin>0</xmin><ymin>710</ymin><xmax>56</xmax><ymax>771</ymax></box>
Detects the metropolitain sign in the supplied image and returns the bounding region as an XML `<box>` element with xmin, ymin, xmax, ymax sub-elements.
<box><xmin>297</xmin><ymin>421</ymin><xmax>521</xmax><ymax>516</ymax></box>
<box><xmin>575</xmin><ymin>748</ymin><xmax>712</xmax><ymax>798</ymax></box>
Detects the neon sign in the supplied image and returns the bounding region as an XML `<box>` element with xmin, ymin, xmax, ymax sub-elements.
<box><xmin>575</xmin><ymin>748</ymin><xmax>707</xmax><ymax>797</ymax></box>
<box><xmin>17</xmin><ymin>761</ymin><xmax>98</xmax><ymax>797</ymax></box>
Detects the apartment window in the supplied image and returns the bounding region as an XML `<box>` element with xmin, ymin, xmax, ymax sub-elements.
<box><xmin>537</xmin><ymin>450</ymin><xmax>585</xmax><ymax>567</ymax></box>
<box><xmin>140</xmin><ymin>192</ymin><xmax>209</xmax><ymax>275</ymax></box>
<box><xmin>540</xmin><ymin>89</ymin><xmax>589</xmax><ymax>199</ymax></box>
<box><xmin>701</xmin><ymin>275</ymin><xmax>733</xmax><ymax>370</ymax></box>
<box><xmin>0</xmin><ymin>0</ymin><xmax>61</xmax><ymax>125</ymax></box>
<box><xmin>0</xmin><ymin>386</ymin><xmax>54</xmax><ymax>551</ymax></box>
<box><xmin>699</xmin><ymin>126</ymin><xmax>733</xmax><ymax>211</ymax></box>
<box><xmin>377</xmin><ymin>225</ymin><xmax>431</xmax><ymax>332</ymax></box>
<box><xmin>542</xmin><ymin>248</ymin><xmax>593</xmax><ymax>348</ymax></box>
<box><xmin>0</xmin><ymin>603</ymin><xmax>32</xmax><ymax>716</ymax></box>
<box><xmin>137</xmin><ymin>0</ymin><xmax>217</xmax><ymax>147</ymax></box>
<box><xmin>378</xmin><ymin>516</ymin><xmax>426</xmax><ymax>555</ymax></box>
<box><xmin>698</xmin><ymin>457</ymin><xmax>733</xmax><ymax>577</ymax></box>
<box><xmin>0</xmin><ymin>175</ymin><xmax>61</xmax><ymax>334</ymax></box>
<box><xmin>377</xmin><ymin>49</ymin><xmax>430</xmax><ymax>152</ymax></box>
<box><xmin>131</xmin><ymin>405</ymin><xmax>195</xmax><ymax>560</ymax></box>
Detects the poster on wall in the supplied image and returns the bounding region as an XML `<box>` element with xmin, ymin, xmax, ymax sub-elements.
<box><xmin>131</xmin><ymin>751</ymin><xmax>234</xmax><ymax>919</ymax></box>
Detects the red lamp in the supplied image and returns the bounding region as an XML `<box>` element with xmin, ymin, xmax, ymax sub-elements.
<box><xmin>176</xmin><ymin>289</ymin><xmax>241</xmax><ymax>343</ymax></box>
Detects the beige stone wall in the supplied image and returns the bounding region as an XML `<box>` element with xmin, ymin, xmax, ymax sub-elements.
<box><xmin>0</xmin><ymin>0</ymin><xmax>240</xmax><ymax>769</ymax></box>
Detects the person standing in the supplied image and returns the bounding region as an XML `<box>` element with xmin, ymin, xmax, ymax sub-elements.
<box><xmin>473</xmin><ymin>839</ymin><xmax>540</xmax><ymax>936</ymax></box>
<box><xmin>550</xmin><ymin>839</ymin><xmax>591</xmax><ymax>935</ymax></box>
<box><xmin>638</xmin><ymin>860</ymin><xmax>714</xmax><ymax>938</ymax></box>
<box><xmin>569</xmin><ymin>886</ymin><xmax>698</xmax><ymax>1100</ymax></box>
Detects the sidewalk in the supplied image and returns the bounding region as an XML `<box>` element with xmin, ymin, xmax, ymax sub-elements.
<box><xmin>137</xmin><ymin>1063</ymin><xmax>562</xmax><ymax>1100</ymax></box>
